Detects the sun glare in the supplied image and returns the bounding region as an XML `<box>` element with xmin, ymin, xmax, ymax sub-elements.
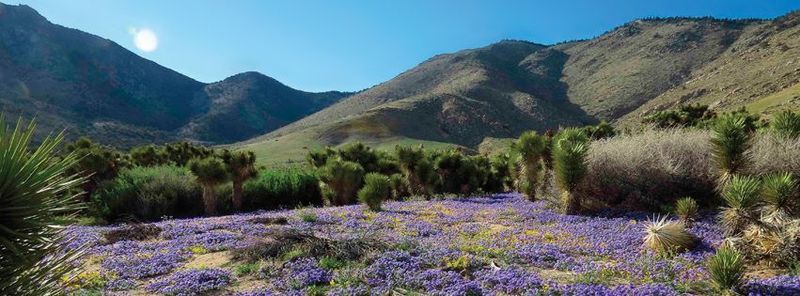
<box><xmin>132</xmin><ymin>28</ymin><xmax>158</xmax><ymax>52</ymax></box>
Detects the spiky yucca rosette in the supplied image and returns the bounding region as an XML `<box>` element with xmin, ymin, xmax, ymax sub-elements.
<box><xmin>643</xmin><ymin>216</ymin><xmax>698</xmax><ymax>254</ymax></box>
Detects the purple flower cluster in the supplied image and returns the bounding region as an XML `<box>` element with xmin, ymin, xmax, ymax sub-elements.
<box><xmin>62</xmin><ymin>192</ymin><xmax>800</xmax><ymax>295</ymax></box>
<box><xmin>146</xmin><ymin>268</ymin><xmax>231</xmax><ymax>295</ymax></box>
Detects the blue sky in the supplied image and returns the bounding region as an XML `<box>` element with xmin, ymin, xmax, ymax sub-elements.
<box><xmin>10</xmin><ymin>0</ymin><xmax>800</xmax><ymax>92</ymax></box>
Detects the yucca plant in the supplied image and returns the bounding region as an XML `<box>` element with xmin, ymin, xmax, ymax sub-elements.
<box><xmin>762</xmin><ymin>172</ymin><xmax>798</xmax><ymax>219</ymax></box>
<box><xmin>553</xmin><ymin>128</ymin><xmax>589</xmax><ymax>214</ymax></box>
<box><xmin>719</xmin><ymin>175</ymin><xmax>762</xmax><ymax>236</ymax></box>
<box><xmin>188</xmin><ymin>156</ymin><xmax>229</xmax><ymax>215</ymax></box>
<box><xmin>512</xmin><ymin>131</ymin><xmax>547</xmax><ymax>200</ymax></box>
<box><xmin>708</xmin><ymin>247</ymin><xmax>745</xmax><ymax>292</ymax></box>
<box><xmin>319</xmin><ymin>157</ymin><xmax>365</xmax><ymax>206</ymax></box>
<box><xmin>220</xmin><ymin>150</ymin><xmax>258</xmax><ymax>211</ymax></box>
<box><xmin>770</xmin><ymin>110</ymin><xmax>800</xmax><ymax>139</ymax></box>
<box><xmin>643</xmin><ymin>216</ymin><xmax>697</xmax><ymax>254</ymax></box>
<box><xmin>0</xmin><ymin>116</ymin><xmax>87</xmax><ymax>295</ymax></box>
<box><xmin>675</xmin><ymin>197</ymin><xmax>699</xmax><ymax>225</ymax></box>
<box><xmin>710</xmin><ymin>114</ymin><xmax>753</xmax><ymax>190</ymax></box>
<box><xmin>358</xmin><ymin>173</ymin><xmax>392</xmax><ymax>211</ymax></box>
<box><xmin>395</xmin><ymin>145</ymin><xmax>434</xmax><ymax>196</ymax></box>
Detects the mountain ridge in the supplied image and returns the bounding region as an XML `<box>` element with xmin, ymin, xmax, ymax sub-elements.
<box><xmin>0</xmin><ymin>3</ymin><xmax>349</xmax><ymax>147</ymax></box>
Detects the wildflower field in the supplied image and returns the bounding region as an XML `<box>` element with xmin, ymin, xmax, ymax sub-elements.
<box><xmin>65</xmin><ymin>193</ymin><xmax>799</xmax><ymax>295</ymax></box>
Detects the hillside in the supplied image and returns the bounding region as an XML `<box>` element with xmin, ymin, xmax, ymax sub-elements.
<box><xmin>239</xmin><ymin>14</ymin><xmax>800</xmax><ymax>165</ymax></box>
<box><xmin>0</xmin><ymin>3</ymin><xmax>347</xmax><ymax>147</ymax></box>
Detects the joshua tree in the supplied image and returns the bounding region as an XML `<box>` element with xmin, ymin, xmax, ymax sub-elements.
<box><xmin>552</xmin><ymin>128</ymin><xmax>589</xmax><ymax>215</ymax></box>
<box><xmin>320</xmin><ymin>157</ymin><xmax>365</xmax><ymax>206</ymax></box>
<box><xmin>130</xmin><ymin>144</ymin><xmax>167</xmax><ymax>167</ymax></box>
<box><xmin>221</xmin><ymin>150</ymin><xmax>258</xmax><ymax>211</ymax></box>
<box><xmin>188</xmin><ymin>157</ymin><xmax>229</xmax><ymax>216</ymax></box>
<box><xmin>761</xmin><ymin>172</ymin><xmax>798</xmax><ymax>219</ymax></box>
<box><xmin>512</xmin><ymin>131</ymin><xmax>547</xmax><ymax>200</ymax></box>
<box><xmin>395</xmin><ymin>145</ymin><xmax>435</xmax><ymax>196</ymax></box>
<box><xmin>64</xmin><ymin>137</ymin><xmax>128</xmax><ymax>201</ymax></box>
<box><xmin>710</xmin><ymin>114</ymin><xmax>753</xmax><ymax>190</ymax></box>
<box><xmin>1</xmin><ymin>116</ymin><xmax>87</xmax><ymax>295</ymax></box>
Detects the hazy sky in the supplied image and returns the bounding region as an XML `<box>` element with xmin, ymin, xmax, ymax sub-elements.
<box><xmin>10</xmin><ymin>0</ymin><xmax>800</xmax><ymax>92</ymax></box>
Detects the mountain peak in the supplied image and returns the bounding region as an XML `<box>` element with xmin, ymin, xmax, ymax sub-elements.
<box><xmin>0</xmin><ymin>3</ymin><xmax>47</xmax><ymax>23</ymax></box>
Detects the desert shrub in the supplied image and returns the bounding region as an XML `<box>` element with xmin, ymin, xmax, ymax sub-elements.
<box><xmin>770</xmin><ymin>110</ymin><xmax>800</xmax><ymax>139</ymax></box>
<box><xmin>233</xmin><ymin>230</ymin><xmax>384</xmax><ymax>263</ymax></box>
<box><xmin>719</xmin><ymin>175</ymin><xmax>762</xmax><ymax>236</ymax></box>
<box><xmin>642</xmin><ymin>104</ymin><xmax>716</xmax><ymax>128</ymax></box>
<box><xmin>0</xmin><ymin>116</ymin><xmax>86</xmax><ymax>295</ymax></box>
<box><xmin>553</xmin><ymin>128</ymin><xmax>589</xmax><ymax>214</ymax></box>
<box><xmin>581</xmin><ymin>121</ymin><xmax>617</xmax><ymax>140</ymax></box>
<box><xmin>103</xmin><ymin>224</ymin><xmax>162</xmax><ymax>244</ymax></box>
<box><xmin>319</xmin><ymin>158</ymin><xmax>365</xmax><ymax>206</ymax></box>
<box><xmin>358</xmin><ymin>173</ymin><xmax>391</xmax><ymax>211</ymax></box>
<box><xmin>188</xmin><ymin>157</ymin><xmax>229</xmax><ymax>216</ymax></box>
<box><xmin>161</xmin><ymin>141</ymin><xmax>214</xmax><ymax>166</ymax></box>
<box><xmin>432</xmin><ymin>150</ymin><xmax>488</xmax><ymax>195</ymax></box>
<box><xmin>129</xmin><ymin>144</ymin><xmax>168</xmax><ymax>167</ymax></box>
<box><xmin>94</xmin><ymin>165</ymin><xmax>202</xmax><ymax>222</ymax></box>
<box><xmin>642</xmin><ymin>216</ymin><xmax>697</xmax><ymax>254</ymax></box>
<box><xmin>242</xmin><ymin>169</ymin><xmax>322</xmax><ymax>210</ymax></box>
<box><xmin>675</xmin><ymin>197</ymin><xmax>699</xmax><ymax>224</ymax></box>
<box><xmin>484</xmin><ymin>153</ymin><xmax>512</xmax><ymax>192</ymax></box>
<box><xmin>746</xmin><ymin>132</ymin><xmax>800</xmax><ymax>177</ymax></box>
<box><xmin>708</xmin><ymin>248</ymin><xmax>745</xmax><ymax>292</ymax></box>
<box><xmin>581</xmin><ymin>129</ymin><xmax>715</xmax><ymax>211</ymax></box>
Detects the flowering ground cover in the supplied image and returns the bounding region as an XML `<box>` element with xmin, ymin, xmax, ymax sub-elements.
<box><xmin>64</xmin><ymin>193</ymin><xmax>800</xmax><ymax>295</ymax></box>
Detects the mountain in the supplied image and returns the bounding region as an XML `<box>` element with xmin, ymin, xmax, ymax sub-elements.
<box><xmin>0</xmin><ymin>3</ymin><xmax>348</xmax><ymax>148</ymax></box>
<box><xmin>240</xmin><ymin>14</ymin><xmax>800</xmax><ymax>165</ymax></box>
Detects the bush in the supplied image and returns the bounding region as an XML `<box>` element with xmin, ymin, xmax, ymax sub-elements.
<box><xmin>675</xmin><ymin>197</ymin><xmax>699</xmax><ymax>223</ymax></box>
<box><xmin>358</xmin><ymin>173</ymin><xmax>391</xmax><ymax>211</ymax></box>
<box><xmin>747</xmin><ymin>133</ymin><xmax>800</xmax><ymax>177</ymax></box>
<box><xmin>580</xmin><ymin>129</ymin><xmax>715</xmax><ymax>211</ymax></box>
<box><xmin>319</xmin><ymin>158</ymin><xmax>365</xmax><ymax>206</ymax></box>
<box><xmin>708</xmin><ymin>248</ymin><xmax>745</xmax><ymax>292</ymax></box>
<box><xmin>94</xmin><ymin>166</ymin><xmax>203</xmax><ymax>222</ymax></box>
<box><xmin>242</xmin><ymin>169</ymin><xmax>323</xmax><ymax>210</ymax></box>
<box><xmin>642</xmin><ymin>216</ymin><xmax>697</xmax><ymax>254</ymax></box>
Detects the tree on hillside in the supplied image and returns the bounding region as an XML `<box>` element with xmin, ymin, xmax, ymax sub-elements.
<box><xmin>188</xmin><ymin>157</ymin><xmax>229</xmax><ymax>215</ymax></box>
<box><xmin>1</xmin><ymin>116</ymin><xmax>87</xmax><ymax>295</ymax></box>
<box><xmin>220</xmin><ymin>150</ymin><xmax>258</xmax><ymax>211</ymax></box>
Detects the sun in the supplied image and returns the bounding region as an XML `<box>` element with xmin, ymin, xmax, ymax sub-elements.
<box><xmin>133</xmin><ymin>28</ymin><xmax>158</xmax><ymax>52</ymax></box>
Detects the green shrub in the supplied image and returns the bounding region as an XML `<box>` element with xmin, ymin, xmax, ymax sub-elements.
<box><xmin>0</xmin><ymin>116</ymin><xmax>86</xmax><ymax>295</ymax></box>
<box><xmin>719</xmin><ymin>175</ymin><xmax>761</xmax><ymax>236</ymax></box>
<box><xmin>242</xmin><ymin>169</ymin><xmax>323</xmax><ymax>210</ymax></box>
<box><xmin>708</xmin><ymin>248</ymin><xmax>745</xmax><ymax>292</ymax></box>
<box><xmin>770</xmin><ymin>110</ymin><xmax>800</xmax><ymax>139</ymax></box>
<box><xmin>553</xmin><ymin>128</ymin><xmax>589</xmax><ymax>214</ymax></box>
<box><xmin>675</xmin><ymin>197</ymin><xmax>699</xmax><ymax>223</ymax></box>
<box><xmin>642</xmin><ymin>104</ymin><xmax>716</xmax><ymax>128</ymax></box>
<box><xmin>320</xmin><ymin>158</ymin><xmax>365</xmax><ymax>206</ymax></box>
<box><xmin>94</xmin><ymin>165</ymin><xmax>202</xmax><ymax>221</ymax></box>
<box><xmin>389</xmin><ymin>173</ymin><xmax>409</xmax><ymax>200</ymax></box>
<box><xmin>358</xmin><ymin>173</ymin><xmax>391</xmax><ymax>211</ymax></box>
